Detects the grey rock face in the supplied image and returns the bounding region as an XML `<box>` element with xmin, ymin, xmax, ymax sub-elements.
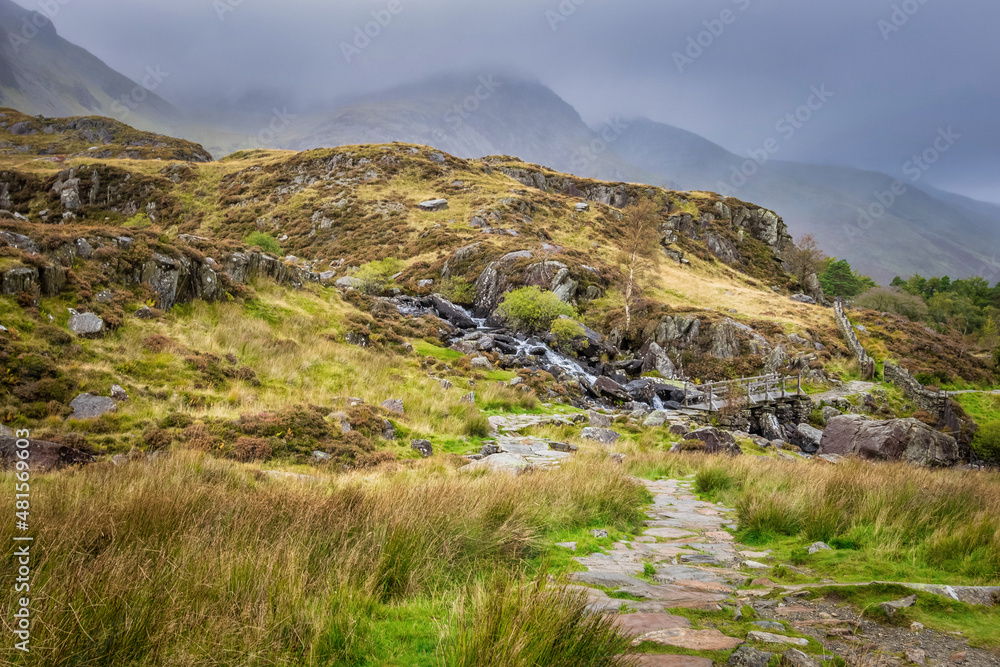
<box><xmin>588</xmin><ymin>411</ymin><xmax>612</xmax><ymax>428</ymax></box>
<box><xmin>69</xmin><ymin>393</ymin><xmax>117</xmax><ymax>420</ymax></box>
<box><xmin>430</xmin><ymin>294</ymin><xmax>476</xmax><ymax>329</ymax></box>
<box><xmin>793</xmin><ymin>423</ymin><xmax>824</xmax><ymax>454</ymax></box>
<box><xmin>685</xmin><ymin>427</ymin><xmax>741</xmax><ymax>456</ymax></box>
<box><xmin>68</xmin><ymin>312</ymin><xmax>105</xmax><ymax>338</ymax></box>
<box><xmin>381</xmin><ymin>399</ymin><xmax>405</xmax><ymax>415</ymax></box>
<box><xmin>819</xmin><ymin>415</ymin><xmax>958</xmax><ymax>466</ymax></box>
<box><xmin>411</xmin><ymin>439</ymin><xmax>434</xmax><ymax>458</ymax></box>
<box><xmin>581</xmin><ymin>427</ymin><xmax>620</xmax><ymax>445</ymax></box>
<box><xmin>417</xmin><ymin>199</ymin><xmax>448</xmax><ymax>211</ymax></box>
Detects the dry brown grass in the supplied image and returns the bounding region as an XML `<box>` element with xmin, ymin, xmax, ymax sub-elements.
<box><xmin>0</xmin><ymin>451</ymin><xmax>646</xmax><ymax>665</ymax></box>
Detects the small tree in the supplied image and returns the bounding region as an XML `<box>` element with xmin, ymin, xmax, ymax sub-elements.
<box><xmin>785</xmin><ymin>234</ymin><xmax>826</xmax><ymax>285</ymax></box>
<box><xmin>617</xmin><ymin>199</ymin><xmax>662</xmax><ymax>332</ymax></box>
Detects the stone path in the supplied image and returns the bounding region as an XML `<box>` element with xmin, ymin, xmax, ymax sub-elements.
<box><xmin>566</xmin><ymin>476</ymin><xmax>1000</xmax><ymax>666</ymax></box>
<box><xmin>568</xmin><ymin>478</ymin><xmax>752</xmax><ymax>661</ymax></box>
<box><xmin>809</xmin><ymin>380</ymin><xmax>876</xmax><ymax>405</ymax></box>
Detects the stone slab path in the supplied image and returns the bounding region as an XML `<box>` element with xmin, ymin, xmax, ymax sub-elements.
<box><xmin>568</xmin><ymin>476</ymin><xmax>1000</xmax><ymax>666</ymax></box>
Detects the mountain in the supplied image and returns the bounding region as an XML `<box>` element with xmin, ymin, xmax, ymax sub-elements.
<box><xmin>287</xmin><ymin>74</ymin><xmax>659</xmax><ymax>185</ymax></box>
<box><xmin>612</xmin><ymin>118</ymin><xmax>1000</xmax><ymax>283</ymax></box>
<box><xmin>0</xmin><ymin>0</ymin><xmax>181</xmax><ymax>132</ymax></box>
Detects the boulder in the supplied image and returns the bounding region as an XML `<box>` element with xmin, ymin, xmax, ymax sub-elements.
<box><xmin>470</xmin><ymin>357</ymin><xmax>493</xmax><ymax>371</ymax></box>
<box><xmin>411</xmin><ymin>439</ymin><xmax>434</xmax><ymax>458</ymax></box>
<box><xmin>110</xmin><ymin>385</ymin><xmax>129</xmax><ymax>402</ymax></box>
<box><xmin>790</xmin><ymin>294</ymin><xmax>816</xmax><ymax>304</ymax></box>
<box><xmin>588</xmin><ymin>411</ymin><xmax>612</xmax><ymax>427</ymax></box>
<box><xmin>68</xmin><ymin>312</ymin><xmax>105</xmax><ymax>338</ymax></box>
<box><xmin>745</xmin><ymin>631</ymin><xmax>807</xmax><ymax>647</ymax></box>
<box><xmin>1</xmin><ymin>437</ymin><xmax>93</xmax><ymax>472</ymax></box>
<box><xmin>581</xmin><ymin>427</ymin><xmax>620</xmax><ymax>445</ymax></box>
<box><xmin>590</xmin><ymin>376</ymin><xmax>631</xmax><ymax>403</ymax></box>
<box><xmin>644</xmin><ymin>411</ymin><xmax>668</xmax><ymax>428</ymax></box>
<box><xmin>793</xmin><ymin>424</ymin><xmax>824</xmax><ymax>454</ymax></box>
<box><xmin>641</xmin><ymin>341</ymin><xmax>676</xmax><ymax>378</ymax></box>
<box><xmin>879</xmin><ymin>595</ymin><xmax>916</xmax><ymax>619</ymax></box>
<box><xmin>417</xmin><ymin>199</ymin><xmax>448</xmax><ymax>211</ymax></box>
<box><xmin>335</xmin><ymin>276</ymin><xmax>363</xmax><ymax>290</ymax></box>
<box><xmin>729</xmin><ymin>645</ymin><xmax>772</xmax><ymax>667</ymax></box>
<box><xmin>69</xmin><ymin>393</ymin><xmax>117</xmax><ymax>420</ymax></box>
<box><xmin>462</xmin><ymin>452</ymin><xmax>529</xmax><ymax>476</ymax></box>
<box><xmin>134</xmin><ymin>306</ymin><xmax>158</xmax><ymax>320</ymax></box>
<box><xmin>783</xmin><ymin>649</ymin><xmax>819</xmax><ymax>667</ymax></box>
<box><xmin>820</xmin><ymin>406</ymin><xmax>842</xmax><ymax>422</ymax></box>
<box><xmin>575</xmin><ymin>202</ymin><xmax>590</xmax><ymax>212</ymax></box>
<box><xmin>685</xmin><ymin>428</ymin><xmax>741</xmax><ymax>456</ymax></box>
<box><xmin>381</xmin><ymin>399</ymin><xmax>405</xmax><ymax>415</ymax></box>
<box><xmin>460</xmin><ymin>392</ymin><xmax>476</xmax><ymax>404</ymax></box>
<box><xmin>818</xmin><ymin>415</ymin><xmax>959</xmax><ymax>466</ymax></box>
<box><xmin>430</xmin><ymin>294</ymin><xmax>477</xmax><ymax>329</ymax></box>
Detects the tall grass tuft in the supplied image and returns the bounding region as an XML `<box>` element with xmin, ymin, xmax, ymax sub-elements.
<box><xmin>445</xmin><ymin>573</ymin><xmax>635</xmax><ymax>667</ymax></box>
<box><xmin>0</xmin><ymin>452</ymin><xmax>646</xmax><ymax>665</ymax></box>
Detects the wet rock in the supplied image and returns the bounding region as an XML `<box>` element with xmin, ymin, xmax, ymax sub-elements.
<box><xmin>581</xmin><ymin>427</ymin><xmax>620</xmax><ymax>445</ymax></box>
<box><xmin>819</xmin><ymin>415</ymin><xmax>958</xmax><ymax>466</ymax></box>
<box><xmin>411</xmin><ymin>439</ymin><xmax>434</xmax><ymax>458</ymax></box>
<box><xmin>68</xmin><ymin>312</ymin><xmax>105</xmax><ymax>338</ymax></box>
<box><xmin>1</xmin><ymin>437</ymin><xmax>93</xmax><ymax>472</ymax></box>
<box><xmin>68</xmin><ymin>393</ymin><xmax>116</xmax><ymax>420</ymax></box>
<box><xmin>430</xmin><ymin>294</ymin><xmax>476</xmax><ymax>329</ymax></box>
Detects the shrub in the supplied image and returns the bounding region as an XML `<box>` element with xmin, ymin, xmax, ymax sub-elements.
<box><xmin>463</xmin><ymin>412</ymin><xmax>491</xmax><ymax>438</ymax></box>
<box><xmin>244</xmin><ymin>232</ymin><xmax>282</xmax><ymax>256</ymax></box>
<box><xmin>355</xmin><ymin>258</ymin><xmax>404</xmax><ymax>295</ymax></box>
<box><xmin>695</xmin><ymin>466</ymin><xmax>734</xmax><ymax>495</ymax></box>
<box><xmin>854</xmin><ymin>287</ymin><xmax>928</xmax><ymax>321</ymax></box>
<box><xmin>550</xmin><ymin>318</ymin><xmax>585</xmax><ymax>351</ymax></box>
<box><xmin>973</xmin><ymin>421</ymin><xmax>1000</xmax><ymax>462</ymax></box>
<box><xmin>496</xmin><ymin>287</ymin><xmax>577</xmax><ymax>334</ymax></box>
<box><xmin>143</xmin><ymin>427</ymin><xmax>173</xmax><ymax>451</ymax></box>
<box><xmin>231</xmin><ymin>436</ymin><xmax>273</xmax><ymax>462</ymax></box>
<box><xmin>124</xmin><ymin>212</ymin><xmax>152</xmax><ymax>229</ymax></box>
<box><xmin>439</xmin><ymin>277</ymin><xmax>476</xmax><ymax>305</ymax></box>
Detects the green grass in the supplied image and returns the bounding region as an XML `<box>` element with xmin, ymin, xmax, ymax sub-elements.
<box><xmin>413</xmin><ymin>339</ymin><xmax>464</xmax><ymax>362</ymax></box>
<box><xmin>954</xmin><ymin>392</ymin><xmax>1000</xmax><ymax>425</ymax></box>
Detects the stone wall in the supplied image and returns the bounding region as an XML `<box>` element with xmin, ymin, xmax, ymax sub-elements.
<box><xmin>834</xmin><ymin>299</ymin><xmax>876</xmax><ymax>380</ymax></box>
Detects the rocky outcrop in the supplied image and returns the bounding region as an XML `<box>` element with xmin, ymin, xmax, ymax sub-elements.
<box><xmin>818</xmin><ymin>415</ymin><xmax>959</xmax><ymax>467</ymax></box>
<box><xmin>473</xmin><ymin>250</ymin><xmax>532</xmax><ymax>316</ymax></box>
<box><xmin>1</xmin><ymin>437</ymin><xmax>93</xmax><ymax>472</ymax></box>
<box><xmin>69</xmin><ymin>393</ymin><xmax>117</xmax><ymax>420</ymax></box>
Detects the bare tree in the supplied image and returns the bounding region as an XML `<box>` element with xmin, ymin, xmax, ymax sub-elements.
<box><xmin>618</xmin><ymin>199</ymin><xmax>662</xmax><ymax>332</ymax></box>
<box><xmin>785</xmin><ymin>234</ymin><xmax>827</xmax><ymax>286</ymax></box>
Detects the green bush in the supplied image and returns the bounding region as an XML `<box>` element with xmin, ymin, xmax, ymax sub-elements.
<box><xmin>439</xmin><ymin>277</ymin><xmax>476</xmax><ymax>305</ymax></box>
<box><xmin>550</xmin><ymin>318</ymin><xmax>585</xmax><ymax>351</ymax></box>
<box><xmin>125</xmin><ymin>212</ymin><xmax>152</xmax><ymax>229</ymax></box>
<box><xmin>973</xmin><ymin>420</ymin><xmax>1000</xmax><ymax>462</ymax></box>
<box><xmin>244</xmin><ymin>232</ymin><xmax>282</xmax><ymax>256</ymax></box>
<box><xmin>497</xmin><ymin>287</ymin><xmax>577</xmax><ymax>334</ymax></box>
<box><xmin>355</xmin><ymin>258</ymin><xmax>404</xmax><ymax>295</ymax></box>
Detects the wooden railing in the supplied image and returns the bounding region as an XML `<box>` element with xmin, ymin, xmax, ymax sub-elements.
<box><xmin>683</xmin><ymin>374</ymin><xmax>803</xmax><ymax>412</ymax></box>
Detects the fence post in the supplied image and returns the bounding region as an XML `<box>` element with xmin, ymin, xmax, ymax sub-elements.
<box><xmin>708</xmin><ymin>385</ymin><xmax>714</xmax><ymax>412</ymax></box>
<box><xmin>797</xmin><ymin>375</ymin><xmax>802</xmax><ymax>395</ymax></box>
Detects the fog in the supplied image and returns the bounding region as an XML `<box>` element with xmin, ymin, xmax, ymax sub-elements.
<box><xmin>18</xmin><ymin>0</ymin><xmax>1000</xmax><ymax>202</ymax></box>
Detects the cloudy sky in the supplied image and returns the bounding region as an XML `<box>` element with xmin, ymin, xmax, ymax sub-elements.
<box><xmin>19</xmin><ymin>0</ymin><xmax>1000</xmax><ymax>202</ymax></box>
